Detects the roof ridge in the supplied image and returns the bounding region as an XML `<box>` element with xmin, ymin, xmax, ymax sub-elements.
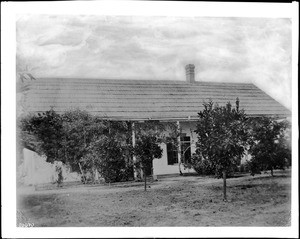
<box><xmin>35</xmin><ymin>77</ymin><xmax>254</xmax><ymax>86</ymax></box>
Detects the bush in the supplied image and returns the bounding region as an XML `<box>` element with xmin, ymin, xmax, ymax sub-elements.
<box><xmin>86</xmin><ymin>135</ymin><xmax>133</xmax><ymax>183</ymax></box>
<box><xmin>18</xmin><ymin>109</ymin><xmax>135</xmax><ymax>184</ymax></box>
<box><xmin>191</xmin><ymin>154</ymin><xmax>215</xmax><ymax>175</ymax></box>
<box><xmin>241</xmin><ymin>160</ymin><xmax>260</xmax><ymax>176</ymax></box>
<box><xmin>248</xmin><ymin>117</ymin><xmax>291</xmax><ymax>176</ymax></box>
<box><xmin>238</xmin><ymin>163</ymin><xmax>247</xmax><ymax>173</ymax></box>
<box><xmin>18</xmin><ymin>110</ymin><xmax>64</xmax><ymax>163</ymax></box>
<box><xmin>97</xmin><ymin>158</ymin><xmax>133</xmax><ymax>183</ymax></box>
<box><xmin>191</xmin><ymin>154</ymin><xmax>238</xmax><ymax>178</ymax></box>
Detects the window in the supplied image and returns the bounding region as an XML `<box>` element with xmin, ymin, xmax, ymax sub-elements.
<box><xmin>181</xmin><ymin>136</ymin><xmax>191</xmax><ymax>164</ymax></box>
<box><xmin>167</xmin><ymin>140</ymin><xmax>178</xmax><ymax>165</ymax></box>
<box><xmin>166</xmin><ymin>136</ymin><xmax>191</xmax><ymax>165</ymax></box>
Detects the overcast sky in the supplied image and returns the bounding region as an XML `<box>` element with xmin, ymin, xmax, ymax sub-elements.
<box><xmin>16</xmin><ymin>15</ymin><xmax>292</xmax><ymax>109</ymax></box>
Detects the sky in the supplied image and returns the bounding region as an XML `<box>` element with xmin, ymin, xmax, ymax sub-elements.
<box><xmin>16</xmin><ymin>15</ymin><xmax>292</xmax><ymax>109</ymax></box>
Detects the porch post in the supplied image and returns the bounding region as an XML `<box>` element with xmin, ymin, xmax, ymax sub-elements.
<box><xmin>177</xmin><ymin>121</ymin><xmax>182</xmax><ymax>175</ymax></box>
<box><xmin>132</xmin><ymin>122</ymin><xmax>138</xmax><ymax>180</ymax></box>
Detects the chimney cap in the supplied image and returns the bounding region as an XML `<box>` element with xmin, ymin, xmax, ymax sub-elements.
<box><xmin>185</xmin><ymin>64</ymin><xmax>195</xmax><ymax>69</ymax></box>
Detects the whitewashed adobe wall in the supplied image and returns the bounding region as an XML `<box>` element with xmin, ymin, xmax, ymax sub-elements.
<box><xmin>18</xmin><ymin>148</ymin><xmax>80</xmax><ymax>185</ymax></box>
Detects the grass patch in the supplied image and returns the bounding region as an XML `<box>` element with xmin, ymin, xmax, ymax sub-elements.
<box><xmin>17</xmin><ymin>169</ymin><xmax>291</xmax><ymax>227</ymax></box>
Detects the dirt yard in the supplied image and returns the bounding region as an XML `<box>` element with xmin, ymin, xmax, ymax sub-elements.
<box><xmin>17</xmin><ymin>169</ymin><xmax>291</xmax><ymax>227</ymax></box>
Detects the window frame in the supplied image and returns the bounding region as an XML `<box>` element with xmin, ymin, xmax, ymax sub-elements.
<box><xmin>166</xmin><ymin>135</ymin><xmax>192</xmax><ymax>165</ymax></box>
<box><xmin>166</xmin><ymin>139</ymin><xmax>178</xmax><ymax>165</ymax></box>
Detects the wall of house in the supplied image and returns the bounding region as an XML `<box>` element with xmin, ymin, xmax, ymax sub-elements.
<box><xmin>153</xmin><ymin>121</ymin><xmax>197</xmax><ymax>176</ymax></box>
<box><xmin>152</xmin><ymin>120</ymin><xmax>254</xmax><ymax>176</ymax></box>
<box><xmin>18</xmin><ymin>148</ymin><xmax>81</xmax><ymax>185</ymax></box>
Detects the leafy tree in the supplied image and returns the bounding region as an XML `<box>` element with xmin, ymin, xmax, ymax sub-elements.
<box><xmin>248</xmin><ymin>117</ymin><xmax>291</xmax><ymax>176</ymax></box>
<box><xmin>18</xmin><ymin>109</ymin><xmax>64</xmax><ymax>163</ymax></box>
<box><xmin>86</xmin><ymin>135</ymin><xmax>133</xmax><ymax>183</ymax></box>
<box><xmin>18</xmin><ymin>109</ymin><xmax>135</xmax><ymax>184</ymax></box>
<box><xmin>134</xmin><ymin>135</ymin><xmax>163</xmax><ymax>191</ymax></box>
<box><xmin>191</xmin><ymin>154</ymin><xmax>215</xmax><ymax>175</ymax></box>
<box><xmin>85</xmin><ymin>121</ymin><xmax>134</xmax><ymax>183</ymax></box>
<box><xmin>17</xmin><ymin>114</ymin><xmax>41</xmax><ymax>166</ymax></box>
<box><xmin>134</xmin><ymin>121</ymin><xmax>164</xmax><ymax>190</ymax></box>
<box><xmin>61</xmin><ymin>112</ymin><xmax>134</xmax><ymax>183</ymax></box>
<box><xmin>193</xmin><ymin>100</ymin><xmax>249</xmax><ymax>201</ymax></box>
<box><xmin>60</xmin><ymin>110</ymin><xmax>107</xmax><ymax>178</ymax></box>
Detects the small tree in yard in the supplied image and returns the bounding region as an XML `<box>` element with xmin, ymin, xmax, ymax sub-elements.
<box><xmin>192</xmin><ymin>100</ymin><xmax>249</xmax><ymax>201</ymax></box>
<box><xmin>134</xmin><ymin>121</ymin><xmax>164</xmax><ymax>191</ymax></box>
<box><xmin>247</xmin><ymin>117</ymin><xmax>291</xmax><ymax>176</ymax></box>
<box><xmin>134</xmin><ymin>135</ymin><xmax>163</xmax><ymax>191</ymax></box>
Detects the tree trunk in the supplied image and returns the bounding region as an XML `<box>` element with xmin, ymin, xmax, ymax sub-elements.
<box><xmin>131</xmin><ymin>122</ymin><xmax>138</xmax><ymax>180</ymax></box>
<box><xmin>179</xmin><ymin>162</ymin><xmax>183</xmax><ymax>176</ymax></box>
<box><xmin>177</xmin><ymin>121</ymin><xmax>183</xmax><ymax>176</ymax></box>
<box><xmin>78</xmin><ymin>162</ymin><xmax>85</xmax><ymax>184</ymax></box>
<box><xmin>223</xmin><ymin>170</ymin><xmax>227</xmax><ymax>202</ymax></box>
<box><xmin>144</xmin><ymin>169</ymin><xmax>147</xmax><ymax>191</ymax></box>
<box><xmin>271</xmin><ymin>167</ymin><xmax>274</xmax><ymax>177</ymax></box>
<box><xmin>91</xmin><ymin>165</ymin><xmax>96</xmax><ymax>184</ymax></box>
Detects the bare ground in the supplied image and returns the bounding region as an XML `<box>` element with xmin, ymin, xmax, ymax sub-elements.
<box><xmin>17</xmin><ymin>169</ymin><xmax>291</xmax><ymax>227</ymax></box>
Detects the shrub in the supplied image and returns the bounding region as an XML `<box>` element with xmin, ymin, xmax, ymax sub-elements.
<box><xmin>191</xmin><ymin>154</ymin><xmax>238</xmax><ymax>178</ymax></box>
<box><xmin>86</xmin><ymin>135</ymin><xmax>133</xmax><ymax>183</ymax></box>
<box><xmin>191</xmin><ymin>154</ymin><xmax>215</xmax><ymax>175</ymax></box>
<box><xmin>248</xmin><ymin>117</ymin><xmax>291</xmax><ymax>176</ymax></box>
<box><xmin>18</xmin><ymin>109</ymin><xmax>64</xmax><ymax>163</ymax></box>
<box><xmin>18</xmin><ymin>109</ymin><xmax>135</xmax><ymax>184</ymax></box>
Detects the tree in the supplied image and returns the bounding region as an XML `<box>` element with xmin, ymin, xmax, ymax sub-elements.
<box><xmin>134</xmin><ymin>135</ymin><xmax>163</xmax><ymax>191</ymax></box>
<box><xmin>18</xmin><ymin>109</ymin><xmax>106</xmax><ymax>182</ymax></box>
<box><xmin>85</xmin><ymin>121</ymin><xmax>134</xmax><ymax>183</ymax></box>
<box><xmin>19</xmin><ymin>109</ymin><xmax>64</xmax><ymax>163</ymax></box>
<box><xmin>60</xmin><ymin>110</ymin><xmax>107</xmax><ymax>179</ymax></box>
<box><xmin>134</xmin><ymin>121</ymin><xmax>164</xmax><ymax>190</ymax></box>
<box><xmin>18</xmin><ymin>109</ymin><xmax>135</xmax><ymax>184</ymax></box>
<box><xmin>193</xmin><ymin>100</ymin><xmax>249</xmax><ymax>201</ymax></box>
<box><xmin>17</xmin><ymin>114</ymin><xmax>41</xmax><ymax>166</ymax></box>
<box><xmin>61</xmin><ymin>112</ymin><xmax>133</xmax><ymax>183</ymax></box>
<box><xmin>248</xmin><ymin>117</ymin><xmax>291</xmax><ymax>176</ymax></box>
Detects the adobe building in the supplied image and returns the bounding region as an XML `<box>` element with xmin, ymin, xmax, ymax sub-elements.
<box><xmin>18</xmin><ymin>64</ymin><xmax>291</xmax><ymax>178</ymax></box>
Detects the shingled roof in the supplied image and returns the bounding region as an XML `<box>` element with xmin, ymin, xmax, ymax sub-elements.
<box><xmin>19</xmin><ymin>77</ymin><xmax>290</xmax><ymax>121</ymax></box>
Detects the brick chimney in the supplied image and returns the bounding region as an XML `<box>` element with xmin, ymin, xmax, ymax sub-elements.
<box><xmin>185</xmin><ymin>64</ymin><xmax>195</xmax><ymax>83</ymax></box>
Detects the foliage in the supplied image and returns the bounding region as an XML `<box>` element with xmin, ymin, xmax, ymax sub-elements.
<box><xmin>134</xmin><ymin>121</ymin><xmax>165</xmax><ymax>172</ymax></box>
<box><xmin>18</xmin><ymin>109</ymin><xmax>135</xmax><ymax>183</ymax></box>
<box><xmin>18</xmin><ymin>109</ymin><xmax>64</xmax><ymax>163</ymax></box>
<box><xmin>193</xmin><ymin>100</ymin><xmax>249</xmax><ymax>178</ymax></box>
<box><xmin>84</xmin><ymin>121</ymin><xmax>133</xmax><ymax>183</ymax></box>
<box><xmin>60</xmin><ymin>110</ymin><xmax>107</xmax><ymax>173</ymax></box>
<box><xmin>247</xmin><ymin>117</ymin><xmax>291</xmax><ymax>176</ymax></box>
<box><xmin>191</xmin><ymin>154</ymin><xmax>238</xmax><ymax>178</ymax></box>
<box><xmin>134</xmin><ymin>135</ymin><xmax>163</xmax><ymax>170</ymax></box>
<box><xmin>192</xmin><ymin>100</ymin><xmax>249</xmax><ymax>201</ymax></box>
<box><xmin>133</xmin><ymin>121</ymin><xmax>164</xmax><ymax>190</ymax></box>
<box><xmin>191</xmin><ymin>154</ymin><xmax>215</xmax><ymax>175</ymax></box>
